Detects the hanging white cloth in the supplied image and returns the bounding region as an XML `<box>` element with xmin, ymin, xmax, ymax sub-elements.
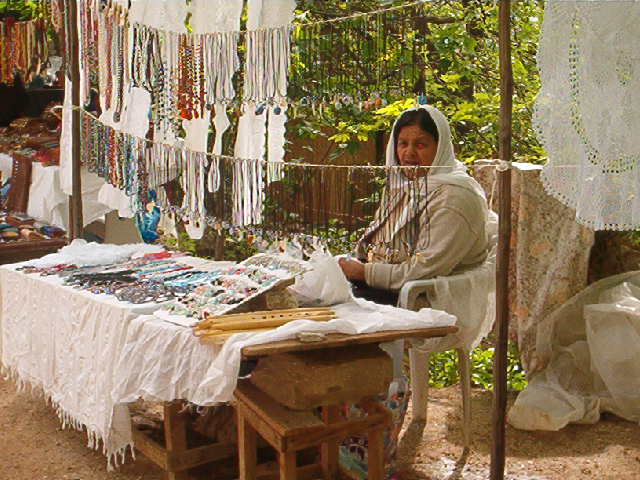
<box><xmin>179</xmin><ymin>0</ymin><xmax>243</xmax><ymax>238</ymax></box>
<box><xmin>194</xmin><ymin>0</ymin><xmax>243</xmax><ymax>195</ymax></box>
<box><xmin>508</xmin><ymin>271</ymin><xmax>640</xmax><ymax>430</ymax></box>
<box><xmin>60</xmin><ymin>77</ymin><xmax>112</xmax><ymax>229</ymax></box>
<box><xmin>232</xmin><ymin>0</ymin><xmax>295</xmax><ymax>226</ymax></box>
<box><xmin>129</xmin><ymin>0</ymin><xmax>188</xmax><ymax>32</ymax></box>
<box><xmin>536</xmin><ymin>1</ymin><xmax>640</xmax><ymax>231</ymax></box>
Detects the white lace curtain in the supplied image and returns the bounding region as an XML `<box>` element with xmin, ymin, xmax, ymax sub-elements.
<box><xmin>536</xmin><ymin>1</ymin><xmax>640</xmax><ymax>231</ymax></box>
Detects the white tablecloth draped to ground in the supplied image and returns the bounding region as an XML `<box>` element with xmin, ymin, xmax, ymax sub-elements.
<box><xmin>0</xmin><ymin>265</ymin><xmax>164</xmax><ymax>468</ymax></box>
<box><xmin>0</xmin><ymin>249</ymin><xmax>455</xmax><ymax>467</ymax></box>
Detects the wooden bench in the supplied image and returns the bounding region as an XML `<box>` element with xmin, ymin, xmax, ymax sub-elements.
<box><xmin>134</xmin><ymin>326</ymin><xmax>457</xmax><ymax>479</ymax></box>
<box><xmin>235</xmin><ymin>379</ymin><xmax>391</xmax><ymax>480</ymax></box>
<box><xmin>132</xmin><ymin>401</ymin><xmax>235</xmax><ymax>480</ymax></box>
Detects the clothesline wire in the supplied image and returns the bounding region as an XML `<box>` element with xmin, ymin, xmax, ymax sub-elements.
<box><xmin>75</xmin><ymin>106</ymin><xmax>484</xmax><ymax>170</ymax></box>
<box><xmin>74</xmin><ymin>106</ymin><xmax>602</xmax><ymax>173</ymax></box>
<box><xmin>294</xmin><ymin>0</ymin><xmax>429</xmax><ymax>28</ymax></box>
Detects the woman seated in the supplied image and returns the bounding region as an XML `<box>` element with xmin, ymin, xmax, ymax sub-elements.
<box><xmin>339</xmin><ymin>105</ymin><xmax>489</xmax><ymax>305</ymax></box>
<box><xmin>337</xmin><ymin>105</ymin><xmax>491</xmax><ymax>479</ymax></box>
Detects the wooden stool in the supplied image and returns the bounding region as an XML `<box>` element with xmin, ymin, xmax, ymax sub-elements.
<box><xmin>235</xmin><ymin>379</ymin><xmax>391</xmax><ymax>480</ymax></box>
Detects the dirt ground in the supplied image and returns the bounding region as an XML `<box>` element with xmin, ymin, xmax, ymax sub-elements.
<box><xmin>1</xmin><ymin>376</ymin><xmax>639</xmax><ymax>480</ymax></box>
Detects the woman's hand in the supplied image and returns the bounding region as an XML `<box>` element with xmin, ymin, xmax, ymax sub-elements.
<box><xmin>338</xmin><ymin>257</ymin><xmax>365</xmax><ymax>282</ymax></box>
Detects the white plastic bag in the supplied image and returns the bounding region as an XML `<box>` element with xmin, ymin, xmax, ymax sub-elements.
<box><xmin>508</xmin><ymin>272</ymin><xmax>640</xmax><ymax>430</ymax></box>
<box><xmin>290</xmin><ymin>251</ymin><xmax>354</xmax><ymax>306</ymax></box>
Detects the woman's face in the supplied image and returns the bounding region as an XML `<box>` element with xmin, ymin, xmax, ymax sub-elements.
<box><xmin>396</xmin><ymin>124</ymin><xmax>438</xmax><ymax>179</ymax></box>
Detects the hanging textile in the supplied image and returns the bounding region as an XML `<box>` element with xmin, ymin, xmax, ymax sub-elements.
<box><xmin>536</xmin><ymin>1</ymin><xmax>640</xmax><ymax>231</ymax></box>
<box><xmin>233</xmin><ymin>0</ymin><xmax>296</xmax><ymax>227</ymax></box>
<box><xmin>474</xmin><ymin>162</ymin><xmax>595</xmax><ymax>374</ymax></box>
<box><xmin>182</xmin><ymin>0</ymin><xmax>243</xmax><ymax>239</ymax></box>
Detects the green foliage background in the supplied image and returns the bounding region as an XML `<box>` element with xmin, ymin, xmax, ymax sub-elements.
<box><xmin>290</xmin><ymin>0</ymin><xmax>545</xmax><ymax>165</ymax></box>
<box><xmin>0</xmin><ymin>1</ymin><xmax>44</xmax><ymax>20</ymax></box>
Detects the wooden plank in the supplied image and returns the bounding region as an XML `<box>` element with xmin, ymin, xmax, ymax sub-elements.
<box><xmin>238</xmin><ymin>407</ymin><xmax>258</xmax><ymax>480</ymax></box>
<box><xmin>241</xmin><ymin>326</ymin><xmax>457</xmax><ymax>359</ymax></box>
<box><xmin>0</xmin><ymin>238</ymin><xmax>69</xmax><ymax>265</ymax></box>
<box><xmin>279</xmin><ymin>451</ymin><xmax>297</xmax><ymax>480</ymax></box>
<box><xmin>65</xmin><ymin>0</ymin><xmax>83</xmax><ymax>238</ymax></box>
<box><xmin>256</xmin><ymin>463</ymin><xmax>323</xmax><ymax>480</ymax></box>
<box><xmin>286</xmin><ymin>411</ymin><xmax>388</xmax><ymax>453</ymax></box>
<box><xmin>321</xmin><ymin>406</ymin><xmax>340</xmax><ymax>480</ymax></box>
<box><xmin>237</xmin><ymin>401</ymin><xmax>286</xmax><ymax>452</ymax></box>
<box><xmin>249</xmin><ymin>345</ymin><xmax>392</xmax><ymax>410</ymax></box>
<box><xmin>163</xmin><ymin>402</ymin><xmax>189</xmax><ymax>480</ymax></box>
<box><xmin>168</xmin><ymin>442</ymin><xmax>236</xmax><ymax>472</ymax></box>
<box><xmin>132</xmin><ymin>429</ymin><xmax>169</xmax><ymax>471</ymax></box>
<box><xmin>134</xmin><ymin>422</ymin><xmax>235</xmax><ymax>473</ymax></box>
<box><xmin>491</xmin><ymin>2</ymin><xmax>513</xmax><ymax>480</ymax></box>
<box><xmin>0</xmin><ymin>238</ymin><xmax>67</xmax><ymax>254</ymax></box>
<box><xmin>235</xmin><ymin>380</ymin><xmax>325</xmax><ymax>441</ymax></box>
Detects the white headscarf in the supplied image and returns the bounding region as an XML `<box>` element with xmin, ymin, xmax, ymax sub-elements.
<box><xmin>358</xmin><ymin>105</ymin><xmax>489</xmax><ymax>250</ymax></box>
<box><xmin>386</xmin><ymin>105</ymin><xmax>487</xmax><ymax>200</ymax></box>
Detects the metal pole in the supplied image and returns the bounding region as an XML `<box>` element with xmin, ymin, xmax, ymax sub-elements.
<box><xmin>491</xmin><ymin>1</ymin><xmax>513</xmax><ymax>479</ymax></box>
<box><xmin>65</xmin><ymin>0</ymin><xmax>83</xmax><ymax>239</ymax></box>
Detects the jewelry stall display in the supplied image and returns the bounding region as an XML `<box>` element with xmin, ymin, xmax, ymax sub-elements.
<box><xmin>17</xmin><ymin>250</ymin><xmax>204</xmax><ymax>304</ymax></box>
<box><xmin>71</xmin><ymin>1</ymin><xmax>440</xmax><ymax>258</ymax></box>
<box><xmin>79</xmin><ymin>0</ymin><xmax>436</xmax><ymax>126</ymax></box>
<box><xmin>16</xmin><ymin>248</ymin><xmax>308</xmax><ymax>309</ymax></box>
<box><xmin>162</xmin><ymin>262</ymin><xmax>299</xmax><ymax>320</ymax></box>
<box><xmin>0</xmin><ymin>17</ymin><xmax>49</xmax><ymax>85</ymax></box>
<box><xmin>80</xmin><ymin>109</ymin><xmax>430</xmax><ymax>258</ymax></box>
<box><xmin>239</xmin><ymin>253</ymin><xmax>310</xmax><ymax>277</ymax></box>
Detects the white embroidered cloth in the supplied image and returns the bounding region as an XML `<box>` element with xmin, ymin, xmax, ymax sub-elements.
<box><xmin>536</xmin><ymin>1</ymin><xmax>640</xmax><ymax>231</ymax></box>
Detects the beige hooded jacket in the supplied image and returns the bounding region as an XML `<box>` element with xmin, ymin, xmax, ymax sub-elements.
<box><xmin>355</xmin><ymin>105</ymin><xmax>489</xmax><ymax>291</ymax></box>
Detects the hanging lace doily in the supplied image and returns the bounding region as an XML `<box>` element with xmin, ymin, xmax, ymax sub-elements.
<box><xmin>536</xmin><ymin>1</ymin><xmax>640</xmax><ymax>231</ymax></box>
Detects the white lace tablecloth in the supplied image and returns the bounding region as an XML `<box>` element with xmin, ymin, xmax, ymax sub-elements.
<box><xmin>0</xmin><ymin>261</ymin><xmax>455</xmax><ymax>468</ymax></box>
<box><xmin>536</xmin><ymin>1</ymin><xmax>640</xmax><ymax>231</ymax></box>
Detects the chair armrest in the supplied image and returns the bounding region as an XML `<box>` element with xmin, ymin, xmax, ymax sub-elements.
<box><xmin>398</xmin><ymin>278</ymin><xmax>437</xmax><ymax>310</ymax></box>
<box><xmin>397</xmin><ymin>272</ymin><xmax>478</xmax><ymax>310</ymax></box>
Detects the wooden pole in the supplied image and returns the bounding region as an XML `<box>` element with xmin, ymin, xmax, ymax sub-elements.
<box><xmin>66</xmin><ymin>0</ymin><xmax>83</xmax><ymax>239</ymax></box>
<box><xmin>491</xmin><ymin>1</ymin><xmax>513</xmax><ymax>479</ymax></box>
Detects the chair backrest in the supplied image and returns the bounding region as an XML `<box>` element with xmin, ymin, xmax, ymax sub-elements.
<box><xmin>400</xmin><ymin>211</ymin><xmax>498</xmax><ymax>353</ymax></box>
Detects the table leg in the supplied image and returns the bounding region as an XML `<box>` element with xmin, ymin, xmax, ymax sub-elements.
<box><xmin>279</xmin><ymin>450</ymin><xmax>297</xmax><ymax>480</ymax></box>
<box><xmin>320</xmin><ymin>405</ymin><xmax>340</xmax><ymax>480</ymax></box>
<box><xmin>237</xmin><ymin>406</ymin><xmax>258</xmax><ymax>480</ymax></box>
<box><xmin>164</xmin><ymin>401</ymin><xmax>189</xmax><ymax>480</ymax></box>
<box><xmin>367</xmin><ymin>426</ymin><xmax>385</xmax><ymax>480</ymax></box>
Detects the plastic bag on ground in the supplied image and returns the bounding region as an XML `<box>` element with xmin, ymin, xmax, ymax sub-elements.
<box><xmin>508</xmin><ymin>272</ymin><xmax>640</xmax><ymax>430</ymax></box>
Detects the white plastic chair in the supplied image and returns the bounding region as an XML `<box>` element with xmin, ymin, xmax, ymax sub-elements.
<box><xmin>397</xmin><ymin>215</ymin><xmax>497</xmax><ymax>447</ymax></box>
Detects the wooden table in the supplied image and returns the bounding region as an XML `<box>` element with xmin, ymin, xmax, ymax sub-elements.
<box><xmin>141</xmin><ymin>325</ymin><xmax>457</xmax><ymax>480</ymax></box>
<box><xmin>0</xmin><ymin>237</ymin><xmax>67</xmax><ymax>264</ymax></box>
<box><xmin>241</xmin><ymin>326</ymin><xmax>458</xmax><ymax>358</ymax></box>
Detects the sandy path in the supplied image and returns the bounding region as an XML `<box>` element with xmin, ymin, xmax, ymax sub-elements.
<box><xmin>1</xmin><ymin>376</ymin><xmax>638</xmax><ymax>480</ymax></box>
